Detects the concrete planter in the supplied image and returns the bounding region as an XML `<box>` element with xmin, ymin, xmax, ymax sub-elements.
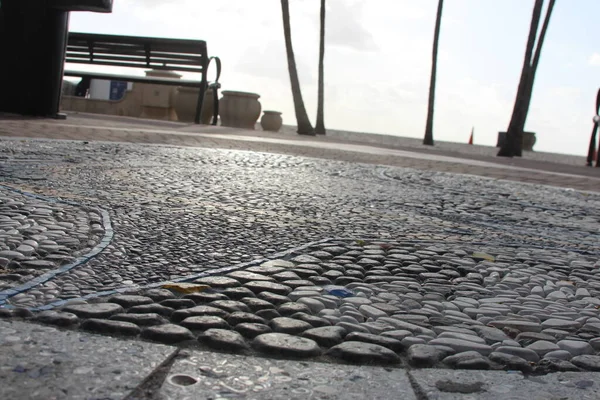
<box><xmin>260</xmin><ymin>110</ymin><xmax>283</xmax><ymax>132</ymax></box>
<box><xmin>496</xmin><ymin>131</ymin><xmax>537</xmax><ymax>151</ymax></box>
<box><xmin>219</xmin><ymin>90</ymin><xmax>261</xmax><ymax>129</ymax></box>
<box><xmin>140</xmin><ymin>69</ymin><xmax>180</xmax><ymax>121</ymax></box>
<box><xmin>174</xmin><ymin>87</ymin><xmax>214</xmax><ymax>124</ymax></box>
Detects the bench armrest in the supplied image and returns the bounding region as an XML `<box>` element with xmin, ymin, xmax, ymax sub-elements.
<box><xmin>208</xmin><ymin>56</ymin><xmax>222</xmax><ymax>86</ymax></box>
<box><xmin>206</xmin><ymin>57</ymin><xmax>222</xmax><ymax>126</ymax></box>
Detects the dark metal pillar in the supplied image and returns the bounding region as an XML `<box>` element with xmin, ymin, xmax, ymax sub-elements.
<box><xmin>0</xmin><ymin>0</ymin><xmax>112</xmax><ymax>118</ymax></box>
<box><xmin>0</xmin><ymin>0</ymin><xmax>70</xmax><ymax>118</ymax></box>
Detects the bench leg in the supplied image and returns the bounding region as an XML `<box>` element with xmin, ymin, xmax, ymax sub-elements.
<box><xmin>194</xmin><ymin>81</ymin><xmax>208</xmax><ymax>124</ymax></box>
<box><xmin>211</xmin><ymin>88</ymin><xmax>219</xmax><ymax>126</ymax></box>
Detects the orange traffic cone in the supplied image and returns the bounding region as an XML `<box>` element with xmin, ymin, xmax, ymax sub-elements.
<box><xmin>468</xmin><ymin>127</ymin><xmax>474</xmax><ymax>145</ymax></box>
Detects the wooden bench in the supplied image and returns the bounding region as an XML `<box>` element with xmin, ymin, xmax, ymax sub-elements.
<box><xmin>64</xmin><ymin>32</ymin><xmax>221</xmax><ymax>124</ymax></box>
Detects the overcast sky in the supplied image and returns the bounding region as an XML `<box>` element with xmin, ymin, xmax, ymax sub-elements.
<box><xmin>69</xmin><ymin>0</ymin><xmax>600</xmax><ymax>156</ymax></box>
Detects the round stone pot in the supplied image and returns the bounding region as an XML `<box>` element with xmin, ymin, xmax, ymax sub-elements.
<box><xmin>260</xmin><ymin>110</ymin><xmax>283</xmax><ymax>132</ymax></box>
<box><xmin>174</xmin><ymin>87</ymin><xmax>214</xmax><ymax>124</ymax></box>
<box><xmin>219</xmin><ymin>90</ymin><xmax>261</xmax><ymax>129</ymax></box>
<box><xmin>522</xmin><ymin>131</ymin><xmax>536</xmax><ymax>152</ymax></box>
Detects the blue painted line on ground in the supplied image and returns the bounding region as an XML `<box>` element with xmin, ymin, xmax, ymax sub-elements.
<box><xmin>0</xmin><ymin>184</ymin><xmax>114</xmax><ymax>307</ymax></box>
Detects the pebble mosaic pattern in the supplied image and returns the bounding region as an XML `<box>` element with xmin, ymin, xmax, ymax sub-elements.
<box><xmin>1</xmin><ymin>139</ymin><xmax>599</xmax><ymax>371</ymax></box>
<box><xmin>0</xmin><ymin>187</ymin><xmax>105</xmax><ymax>295</ymax></box>
<box><xmin>12</xmin><ymin>240</ymin><xmax>600</xmax><ymax>373</ymax></box>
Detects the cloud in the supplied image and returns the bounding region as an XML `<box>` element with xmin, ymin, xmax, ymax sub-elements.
<box><xmin>588</xmin><ymin>53</ymin><xmax>600</xmax><ymax>66</ymax></box>
<box><xmin>327</xmin><ymin>0</ymin><xmax>377</xmax><ymax>51</ymax></box>
<box><xmin>235</xmin><ymin>41</ymin><xmax>315</xmax><ymax>86</ymax></box>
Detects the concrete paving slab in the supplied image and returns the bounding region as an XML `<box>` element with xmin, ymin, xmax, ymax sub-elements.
<box><xmin>0</xmin><ymin>319</ymin><xmax>176</xmax><ymax>400</ymax></box>
<box><xmin>410</xmin><ymin>369</ymin><xmax>600</xmax><ymax>400</ymax></box>
<box><xmin>159</xmin><ymin>349</ymin><xmax>417</xmax><ymax>400</ymax></box>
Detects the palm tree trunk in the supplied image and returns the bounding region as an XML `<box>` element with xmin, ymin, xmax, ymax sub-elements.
<box><xmin>512</xmin><ymin>0</ymin><xmax>556</xmax><ymax>156</ymax></box>
<box><xmin>586</xmin><ymin>89</ymin><xmax>600</xmax><ymax>166</ymax></box>
<box><xmin>315</xmin><ymin>0</ymin><xmax>326</xmax><ymax>135</ymax></box>
<box><xmin>498</xmin><ymin>0</ymin><xmax>544</xmax><ymax>157</ymax></box>
<box><xmin>281</xmin><ymin>0</ymin><xmax>315</xmax><ymax>135</ymax></box>
<box><xmin>423</xmin><ymin>0</ymin><xmax>443</xmax><ymax>146</ymax></box>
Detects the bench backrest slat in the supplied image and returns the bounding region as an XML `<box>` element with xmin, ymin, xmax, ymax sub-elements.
<box><xmin>65</xmin><ymin>59</ymin><xmax>205</xmax><ymax>73</ymax></box>
<box><xmin>66</xmin><ymin>32</ymin><xmax>207</xmax><ymax>74</ymax></box>
<box><xmin>67</xmin><ymin>46</ymin><xmax>203</xmax><ymax>62</ymax></box>
<box><xmin>66</xmin><ymin>53</ymin><xmax>203</xmax><ymax>67</ymax></box>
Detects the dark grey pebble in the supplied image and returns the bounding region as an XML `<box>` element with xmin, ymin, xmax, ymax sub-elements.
<box><xmin>199</xmin><ymin>328</ymin><xmax>249</xmax><ymax>351</ymax></box>
<box><xmin>571</xmin><ymin>355</ymin><xmax>600</xmax><ymax>371</ymax></box>
<box><xmin>141</xmin><ymin>324</ymin><xmax>195</xmax><ymax>344</ymax></box>
<box><xmin>253</xmin><ymin>333</ymin><xmax>321</xmax><ymax>358</ymax></box>
<box><xmin>291</xmin><ymin>312</ymin><xmax>332</xmax><ymax>328</ymax></box>
<box><xmin>143</xmin><ymin>289</ymin><xmax>177</xmax><ymax>302</ymax></box>
<box><xmin>172</xmin><ymin>305</ymin><xmax>229</xmax><ymax>322</ymax></box>
<box><xmin>180</xmin><ymin>316</ymin><xmax>230</xmax><ymax>331</ymax></box>
<box><xmin>208</xmin><ymin>300</ymin><xmax>251</xmax><ymax>313</ymax></box>
<box><xmin>516</xmin><ymin>332</ymin><xmax>557</xmax><ymax>346</ymax></box>
<box><xmin>128</xmin><ymin>304</ymin><xmax>174</xmax><ymax>317</ymax></box>
<box><xmin>302</xmin><ymin>326</ymin><xmax>346</xmax><ymax>347</ymax></box>
<box><xmin>407</xmin><ymin>344</ymin><xmax>453</xmax><ymax>367</ymax></box>
<box><xmin>34</xmin><ymin>311</ymin><xmax>79</xmax><ymax>327</ymax></box>
<box><xmin>455</xmin><ymin>358</ymin><xmax>492</xmax><ymax>370</ymax></box>
<box><xmin>62</xmin><ymin>303</ymin><xmax>124</xmax><ymax>319</ymax></box>
<box><xmin>270</xmin><ymin>317</ymin><xmax>312</xmax><ymax>335</ymax></box>
<box><xmin>194</xmin><ymin>276</ymin><xmax>241</xmax><ymax>288</ymax></box>
<box><xmin>221</xmin><ymin>287</ymin><xmax>256</xmax><ymax>300</ymax></box>
<box><xmin>107</xmin><ymin>295</ymin><xmax>153</xmax><ymax>308</ymax></box>
<box><xmin>81</xmin><ymin>318</ymin><xmax>141</xmax><ymax>336</ymax></box>
<box><xmin>240</xmin><ymin>297</ymin><xmax>275</xmax><ymax>312</ymax></box>
<box><xmin>12</xmin><ymin>308</ymin><xmax>34</xmax><ymax>319</ymax></box>
<box><xmin>244</xmin><ymin>281</ymin><xmax>293</xmax><ymax>296</ymax></box>
<box><xmin>110</xmin><ymin>313</ymin><xmax>166</xmax><ymax>326</ymax></box>
<box><xmin>344</xmin><ymin>332</ymin><xmax>404</xmax><ymax>352</ymax></box>
<box><xmin>159</xmin><ymin>299</ymin><xmax>196</xmax><ymax>310</ymax></box>
<box><xmin>278</xmin><ymin>302</ymin><xmax>312</xmax><ymax>317</ymax></box>
<box><xmin>235</xmin><ymin>323</ymin><xmax>272</xmax><ymax>339</ymax></box>
<box><xmin>327</xmin><ymin>341</ymin><xmax>400</xmax><ymax>364</ymax></box>
<box><xmin>488</xmin><ymin>352</ymin><xmax>533</xmax><ymax>373</ymax></box>
<box><xmin>226</xmin><ymin>271</ymin><xmax>274</xmax><ymax>283</ymax></box>
<box><xmin>536</xmin><ymin>358</ymin><xmax>580</xmax><ymax>373</ymax></box>
<box><xmin>227</xmin><ymin>311</ymin><xmax>266</xmax><ymax>326</ymax></box>
<box><xmin>183</xmin><ymin>292</ymin><xmax>229</xmax><ymax>304</ymax></box>
<box><xmin>255</xmin><ymin>309</ymin><xmax>281</xmax><ymax>320</ymax></box>
<box><xmin>257</xmin><ymin>291</ymin><xmax>290</xmax><ymax>305</ymax></box>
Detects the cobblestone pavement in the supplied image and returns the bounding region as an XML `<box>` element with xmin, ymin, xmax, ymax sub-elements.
<box><xmin>0</xmin><ymin>125</ymin><xmax>600</xmax><ymax>373</ymax></box>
